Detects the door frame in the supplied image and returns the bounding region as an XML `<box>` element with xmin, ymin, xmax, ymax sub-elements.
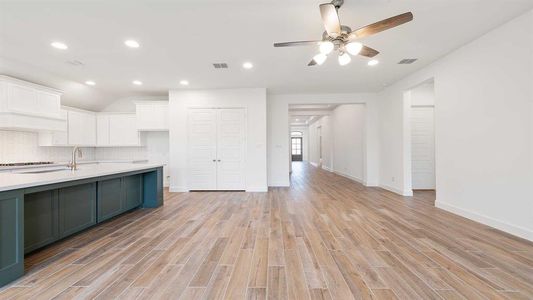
<box><xmin>291</xmin><ymin>136</ymin><xmax>303</xmax><ymax>161</ymax></box>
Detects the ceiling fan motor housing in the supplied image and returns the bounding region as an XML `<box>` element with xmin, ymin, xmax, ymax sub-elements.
<box><xmin>331</xmin><ymin>0</ymin><xmax>344</xmax><ymax>9</ymax></box>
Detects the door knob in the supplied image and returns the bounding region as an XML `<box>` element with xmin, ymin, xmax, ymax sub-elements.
<box><xmin>212</xmin><ymin>159</ymin><xmax>216</xmax><ymax>162</ymax></box>
<box><xmin>217</xmin><ymin>159</ymin><xmax>221</xmax><ymax>162</ymax></box>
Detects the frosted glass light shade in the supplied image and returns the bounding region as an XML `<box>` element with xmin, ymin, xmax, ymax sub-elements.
<box><xmin>313</xmin><ymin>53</ymin><xmax>328</xmax><ymax>65</ymax></box>
<box><xmin>345</xmin><ymin>42</ymin><xmax>363</xmax><ymax>55</ymax></box>
<box><xmin>338</xmin><ymin>53</ymin><xmax>351</xmax><ymax>66</ymax></box>
<box><xmin>319</xmin><ymin>41</ymin><xmax>334</xmax><ymax>54</ymax></box>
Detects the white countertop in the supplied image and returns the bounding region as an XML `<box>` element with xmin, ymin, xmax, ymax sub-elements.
<box><xmin>0</xmin><ymin>160</ymin><xmax>148</xmax><ymax>171</ymax></box>
<box><xmin>0</xmin><ymin>162</ymin><xmax>164</xmax><ymax>192</ymax></box>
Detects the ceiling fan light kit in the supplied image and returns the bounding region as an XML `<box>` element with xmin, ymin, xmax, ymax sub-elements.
<box><xmin>338</xmin><ymin>52</ymin><xmax>351</xmax><ymax>66</ymax></box>
<box><xmin>313</xmin><ymin>53</ymin><xmax>328</xmax><ymax>65</ymax></box>
<box><xmin>319</xmin><ymin>41</ymin><xmax>335</xmax><ymax>54</ymax></box>
<box><xmin>273</xmin><ymin>0</ymin><xmax>413</xmax><ymax>67</ymax></box>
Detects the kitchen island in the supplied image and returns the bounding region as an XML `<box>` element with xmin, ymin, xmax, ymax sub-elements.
<box><xmin>0</xmin><ymin>163</ymin><xmax>164</xmax><ymax>287</ymax></box>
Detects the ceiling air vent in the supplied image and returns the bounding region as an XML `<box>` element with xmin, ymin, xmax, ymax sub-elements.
<box><xmin>212</xmin><ymin>63</ymin><xmax>228</xmax><ymax>69</ymax></box>
<box><xmin>66</xmin><ymin>60</ymin><xmax>84</xmax><ymax>66</ymax></box>
<box><xmin>398</xmin><ymin>58</ymin><xmax>418</xmax><ymax>65</ymax></box>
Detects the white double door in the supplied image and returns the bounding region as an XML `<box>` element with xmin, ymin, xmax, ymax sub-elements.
<box><xmin>188</xmin><ymin>108</ymin><xmax>246</xmax><ymax>190</ymax></box>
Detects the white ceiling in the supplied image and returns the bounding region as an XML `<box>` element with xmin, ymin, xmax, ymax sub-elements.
<box><xmin>289</xmin><ymin>104</ymin><xmax>337</xmax><ymax>126</ymax></box>
<box><xmin>1</xmin><ymin>0</ymin><xmax>532</xmax><ymax>110</ymax></box>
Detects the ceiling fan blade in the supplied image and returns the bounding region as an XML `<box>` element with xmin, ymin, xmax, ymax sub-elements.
<box><xmin>350</xmin><ymin>12</ymin><xmax>413</xmax><ymax>39</ymax></box>
<box><xmin>359</xmin><ymin>45</ymin><xmax>379</xmax><ymax>58</ymax></box>
<box><xmin>308</xmin><ymin>59</ymin><xmax>317</xmax><ymax>66</ymax></box>
<box><xmin>273</xmin><ymin>40</ymin><xmax>321</xmax><ymax>47</ymax></box>
<box><xmin>319</xmin><ymin>3</ymin><xmax>341</xmax><ymax>37</ymax></box>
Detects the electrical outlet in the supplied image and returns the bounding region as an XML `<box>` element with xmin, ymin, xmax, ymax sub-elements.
<box><xmin>392</xmin><ymin>176</ymin><xmax>395</xmax><ymax>182</ymax></box>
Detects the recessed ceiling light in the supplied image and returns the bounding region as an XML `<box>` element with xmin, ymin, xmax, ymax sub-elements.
<box><xmin>368</xmin><ymin>59</ymin><xmax>379</xmax><ymax>66</ymax></box>
<box><xmin>243</xmin><ymin>62</ymin><xmax>253</xmax><ymax>69</ymax></box>
<box><xmin>85</xmin><ymin>81</ymin><xmax>96</xmax><ymax>86</ymax></box>
<box><xmin>296</xmin><ymin>118</ymin><xmax>299</xmax><ymax>121</ymax></box>
<box><xmin>51</xmin><ymin>42</ymin><xmax>68</xmax><ymax>50</ymax></box>
<box><xmin>179</xmin><ymin>80</ymin><xmax>189</xmax><ymax>86</ymax></box>
<box><xmin>132</xmin><ymin>80</ymin><xmax>143</xmax><ymax>85</ymax></box>
<box><xmin>124</xmin><ymin>40</ymin><xmax>140</xmax><ymax>48</ymax></box>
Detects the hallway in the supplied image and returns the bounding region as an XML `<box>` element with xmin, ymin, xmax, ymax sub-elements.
<box><xmin>1</xmin><ymin>162</ymin><xmax>532</xmax><ymax>299</ymax></box>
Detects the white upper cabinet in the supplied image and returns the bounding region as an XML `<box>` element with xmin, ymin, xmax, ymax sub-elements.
<box><xmin>135</xmin><ymin>101</ymin><xmax>168</xmax><ymax>131</ymax></box>
<box><xmin>38</xmin><ymin>110</ymin><xmax>68</xmax><ymax>146</ymax></box>
<box><xmin>97</xmin><ymin>113</ymin><xmax>141</xmax><ymax>146</ymax></box>
<box><xmin>96</xmin><ymin>114</ymin><xmax>110</xmax><ymax>146</ymax></box>
<box><xmin>0</xmin><ymin>75</ymin><xmax>65</xmax><ymax>131</ymax></box>
<box><xmin>68</xmin><ymin>110</ymin><xmax>96</xmax><ymax>146</ymax></box>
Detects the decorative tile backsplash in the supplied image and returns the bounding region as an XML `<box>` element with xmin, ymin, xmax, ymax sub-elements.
<box><xmin>0</xmin><ymin>130</ymin><xmax>170</xmax><ymax>186</ymax></box>
<box><xmin>0</xmin><ymin>130</ymin><xmax>95</xmax><ymax>163</ymax></box>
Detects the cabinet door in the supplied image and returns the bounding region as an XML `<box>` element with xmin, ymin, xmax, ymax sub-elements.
<box><xmin>97</xmin><ymin>178</ymin><xmax>123</xmax><ymax>222</ymax></box>
<box><xmin>7</xmin><ymin>84</ymin><xmax>36</xmax><ymax>113</ymax></box>
<box><xmin>37</xmin><ymin>91</ymin><xmax>61</xmax><ymax>117</ymax></box>
<box><xmin>187</xmin><ymin>109</ymin><xmax>218</xmax><ymax>190</ymax></box>
<box><xmin>96</xmin><ymin>114</ymin><xmax>110</xmax><ymax>146</ymax></box>
<box><xmin>109</xmin><ymin>114</ymin><xmax>139</xmax><ymax>145</ymax></box>
<box><xmin>68</xmin><ymin>110</ymin><xmax>96</xmax><ymax>146</ymax></box>
<box><xmin>216</xmin><ymin>109</ymin><xmax>246</xmax><ymax>190</ymax></box>
<box><xmin>24</xmin><ymin>190</ymin><xmax>59</xmax><ymax>253</ymax></box>
<box><xmin>135</xmin><ymin>105</ymin><xmax>153</xmax><ymax>130</ymax></box>
<box><xmin>0</xmin><ymin>191</ymin><xmax>24</xmax><ymax>287</ymax></box>
<box><xmin>123</xmin><ymin>174</ymin><xmax>142</xmax><ymax>211</ymax></box>
<box><xmin>136</xmin><ymin>103</ymin><xmax>168</xmax><ymax>131</ymax></box>
<box><xmin>58</xmin><ymin>183</ymin><xmax>96</xmax><ymax>238</ymax></box>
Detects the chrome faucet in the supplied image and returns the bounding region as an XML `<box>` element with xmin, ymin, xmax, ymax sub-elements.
<box><xmin>68</xmin><ymin>146</ymin><xmax>83</xmax><ymax>170</ymax></box>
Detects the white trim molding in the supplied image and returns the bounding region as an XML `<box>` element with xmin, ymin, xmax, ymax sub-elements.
<box><xmin>169</xmin><ymin>186</ymin><xmax>188</xmax><ymax>193</ymax></box>
<box><xmin>246</xmin><ymin>186</ymin><xmax>268</xmax><ymax>192</ymax></box>
<box><xmin>379</xmin><ymin>184</ymin><xmax>414</xmax><ymax>196</ymax></box>
<box><xmin>333</xmin><ymin>170</ymin><xmax>364</xmax><ymax>184</ymax></box>
<box><xmin>436</xmin><ymin>200</ymin><xmax>533</xmax><ymax>242</ymax></box>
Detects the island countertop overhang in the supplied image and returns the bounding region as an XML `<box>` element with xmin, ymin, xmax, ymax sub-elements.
<box><xmin>0</xmin><ymin>163</ymin><xmax>165</xmax><ymax>192</ymax></box>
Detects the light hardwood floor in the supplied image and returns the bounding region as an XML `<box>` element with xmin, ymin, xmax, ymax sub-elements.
<box><xmin>1</xmin><ymin>162</ymin><xmax>532</xmax><ymax>299</ymax></box>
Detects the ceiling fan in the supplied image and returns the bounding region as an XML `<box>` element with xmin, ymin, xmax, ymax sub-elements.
<box><xmin>273</xmin><ymin>0</ymin><xmax>413</xmax><ymax>66</ymax></box>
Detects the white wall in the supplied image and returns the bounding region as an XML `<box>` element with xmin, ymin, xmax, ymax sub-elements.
<box><xmin>377</xmin><ymin>10</ymin><xmax>533</xmax><ymax>240</ymax></box>
<box><xmin>267</xmin><ymin>93</ymin><xmax>379</xmax><ymax>187</ymax></box>
<box><xmin>332</xmin><ymin>104</ymin><xmax>365</xmax><ymax>182</ymax></box>
<box><xmin>0</xmin><ymin>130</ymin><xmax>95</xmax><ymax>163</ymax></box>
<box><xmin>169</xmin><ymin>88</ymin><xmax>267</xmax><ymax>192</ymax></box>
<box><xmin>410</xmin><ymin>82</ymin><xmax>435</xmax><ymax>106</ymax></box>
<box><xmin>307</xmin><ymin>116</ymin><xmax>333</xmax><ymax>170</ymax></box>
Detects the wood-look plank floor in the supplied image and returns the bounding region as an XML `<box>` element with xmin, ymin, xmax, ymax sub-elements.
<box><xmin>1</xmin><ymin>162</ymin><xmax>532</xmax><ymax>299</ymax></box>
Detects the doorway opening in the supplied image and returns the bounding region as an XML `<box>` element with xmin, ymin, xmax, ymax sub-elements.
<box><xmin>405</xmin><ymin>80</ymin><xmax>436</xmax><ymax>205</ymax></box>
<box><xmin>291</xmin><ymin>131</ymin><xmax>303</xmax><ymax>161</ymax></box>
<box><xmin>288</xmin><ymin>103</ymin><xmax>367</xmax><ymax>184</ymax></box>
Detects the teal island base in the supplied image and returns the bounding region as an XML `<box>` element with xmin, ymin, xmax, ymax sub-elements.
<box><xmin>0</xmin><ymin>167</ymin><xmax>163</xmax><ymax>287</ymax></box>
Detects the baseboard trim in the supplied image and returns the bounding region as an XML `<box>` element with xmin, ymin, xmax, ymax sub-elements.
<box><xmin>379</xmin><ymin>184</ymin><xmax>413</xmax><ymax>196</ymax></box>
<box><xmin>268</xmin><ymin>181</ymin><xmax>290</xmax><ymax>187</ymax></box>
<box><xmin>169</xmin><ymin>186</ymin><xmax>188</xmax><ymax>192</ymax></box>
<box><xmin>246</xmin><ymin>187</ymin><xmax>268</xmax><ymax>192</ymax></box>
<box><xmin>333</xmin><ymin>170</ymin><xmax>364</xmax><ymax>184</ymax></box>
<box><xmin>435</xmin><ymin>201</ymin><xmax>533</xmax><ymax>242</ymax></box>
<box><xmin>322</xmin><ymin>166</ymin><xmax>333</xmax><ymax>172</ymax></box>
<box><xmin>310</xmin><ymin>162</ymin><xmax>318</xmax><ymax>167</ymax></box>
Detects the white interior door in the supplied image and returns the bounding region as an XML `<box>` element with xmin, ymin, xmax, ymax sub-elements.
<box><xmin>216</xmin><ymin>108</ymin><xmax>245</xmax><ymax>190</ymax></box>
<box><xmin>188</xmin><ymin>109</ymin><xmax>218</xmax><ymax>190</ymax></box>
<box><xmin>411</xmin><ymin>106</ymin><xmax>435</xmax><ymax>189</ymax></box>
